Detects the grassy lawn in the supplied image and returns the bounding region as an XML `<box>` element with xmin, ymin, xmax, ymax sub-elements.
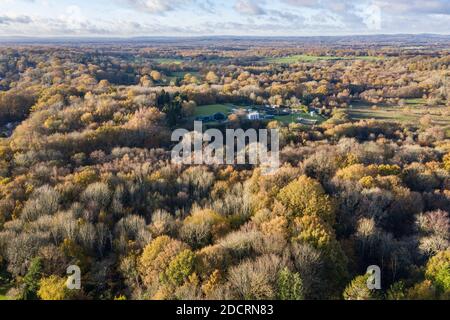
<box><xmin>274</xmin><ymin>112</ymin><xmax>325</xmax><ymax>124</ymax></box>
<box><xmin>274</xmin><ymin>115</ymin><xmax>298</xmax><ymax>124</ymax></box>
<box><xmin>404</xmin><ymin>98</ymin><xmax>427</xmax><ymax>105</ymax></box>
<box><xmin>347</xmin><ymin>102</ymin><xmax>450</xmax><ymax>126</ymax></box>
<box><xmin>194</xmin><ymin>104</ymin><xmax>234</xmax><ymax>117</ymax></box>
<box><xmin>152</xmin><ymin>58</ymin><xmax>185</xmax><ymax>65</ymax></box>
<box><xmin>0</xmin><ymin>284</ymin><xmax>12</xmax><ymax>300</ymax></box>
<box><xmin>263</xmin><ymin>55</ymin><xmax>384</xmax><ymax>64</ymax></box>
<box><xmin>194</xmin><ymin>104</ymin><xmax>326</xmax><ymax>125</ymax></box>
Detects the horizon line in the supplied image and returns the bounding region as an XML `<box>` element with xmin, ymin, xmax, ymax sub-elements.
<box><xmin>0</xmin><ymin>33</ymin><xmax>450</xmax><ymax>40</ymax></box>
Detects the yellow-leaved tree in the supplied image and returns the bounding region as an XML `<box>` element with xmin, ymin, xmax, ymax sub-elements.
<box><xmin>277</xmin><ymin>175</ymin><xmax>336</xmax><ymax>224</ymax></box>
<box><xmin>38</xmin><ymin>276</ymin><xmax>70</xmax><ymax>300</ymax></box>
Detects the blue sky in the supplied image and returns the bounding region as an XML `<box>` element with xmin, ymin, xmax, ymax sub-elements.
<box><xmin>0</xmin><ymin>0</ymin><xmax>449</xmax><ymax>37</ymax></box>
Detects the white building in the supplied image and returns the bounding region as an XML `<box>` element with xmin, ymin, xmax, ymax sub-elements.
<box><xmin>248</xmin><ymin>112</ymin><xmax>260</xmax><ymax>120</ymax></box>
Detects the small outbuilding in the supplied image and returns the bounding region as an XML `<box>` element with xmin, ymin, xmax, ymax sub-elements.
<box><xmin>247</xmin><ymin>112</ymin><xmax>260</xmax><ymax>120</ymax></box>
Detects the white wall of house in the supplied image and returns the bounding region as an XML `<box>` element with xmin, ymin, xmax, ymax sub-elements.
<box><xmin>248</xmin><ymin>112</ymin><xmax>260</xmax><ymax>120</ymax></box>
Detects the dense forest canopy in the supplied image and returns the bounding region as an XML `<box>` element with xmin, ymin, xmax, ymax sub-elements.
<box><xmin>0</xmin><ymin>37</ymin><xmax>449</xmax><ymax>300</ymax></box>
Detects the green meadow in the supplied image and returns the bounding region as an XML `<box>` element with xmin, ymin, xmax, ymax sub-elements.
<box><xmin>194</xmin><ymin>104</ymin><xmax>234</xmax><ymax>117</ymax></box>
<box><xmin>152</xmin><ymin>58</ymin><xmax>185</xmax><ymax>65</ymax></box>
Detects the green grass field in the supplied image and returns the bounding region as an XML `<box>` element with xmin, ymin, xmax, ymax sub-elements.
<box><xmin>274</xmin><ymin>112</ymin><xmax>325</xmax><ymax>124</ymax></box>
<box><xmin>152</xmin><ymin>58</ymin><xmax>185</xmax><ymax>65</ymax></box>
<box><xmin>404</xmin><ymin>98</ymin><xmax>427</xmax><ymax>105</ymax></box>
<box><xmin>263</xmin><ymin>55</ymin><xmax>384</xmax><ymax>64</ymax></box>
<box><xmin>194</xmin><ymin>104</ymin><xmax>234</xmax><ymax>117</ymax></box>
<box><xmin>347</xmin><ymin>102</ymin><xmax>450</xmax><ymax>126</ymax></box>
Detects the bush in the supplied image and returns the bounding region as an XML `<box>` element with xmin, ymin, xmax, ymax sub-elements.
<box><xmin>38</xmin><ymin>275</ymin><xmax>70</xmax><ymax>300</ymax></box>
<box><xmin>407</xmin><ymin>280</ymin><xmax>437</xmax><ymax>300</ymax></box>
<box><xmin>386</xmin><ymin>281</ymin><xmax>407</xmax><ymax>300</ymax></box>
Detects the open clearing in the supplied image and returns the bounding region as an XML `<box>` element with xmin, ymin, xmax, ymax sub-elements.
<box><xmin>274</xmin><ymin>113</ymin><xmax>325</xmax><ymax>124</ymax></box>
<box><xmin>404</xmin><ymin>98</ymin><xmax>427</xmax><ymax>105</ymax></box>
<box><xmin>347</xmin><ymin>102</ymin><xmax>450</xmax><ymax>127</ymax></box>
<box><xmin>194</xmin><ymin>104</ymin><xmax>325</xmax><ymax>125</ymax></box>
<box><xmin>194</xmin><ymin>104</ymin><xmax>234</xmax><ymax>117</ymax></box>
<box><xmin>152</xmin><ymin>58</ymin><xmax>185</xmax><ymax>65</ymax></box>
<box><xmin>263</xmin><ymin>55</ymin><xmax>384</xmax><ymax>64</ymax></box>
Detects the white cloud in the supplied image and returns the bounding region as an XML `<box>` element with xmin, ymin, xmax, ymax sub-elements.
<box><xmin>0</xmin><ymin>14</ymin><xmax>32</xmax><ymax>25</ymax></box>
<box><xmin>124</xmin><ymin>0</ymin><xmax>190</xmax><ymax>13</ymax></box>
<box><xmin>374</xmin><ymin>0</ymin><xmax>450</xmax><ymax>15</ymax></box>
<box><xmin>0</xmin><ymin>0</ymin><xmax>449</xmax><ymax>36</ymax></box>
<box><xmin>59</xmin><ymin>5</ymin><xmax>85</xmax><ymax>30</ymax></box>
<box><xmin>234</xmin><ymin>0</ymin><xmax>266</xmax><ymax>15</ymax></box>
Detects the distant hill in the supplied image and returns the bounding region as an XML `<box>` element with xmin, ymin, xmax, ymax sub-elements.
<box><xmin>0</xmin><ymin>34</ymin><xmax>449</xmax><ymax>47</ymax></box>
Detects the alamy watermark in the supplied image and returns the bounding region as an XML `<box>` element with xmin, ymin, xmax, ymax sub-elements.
<box><xmin>366</xmin><ymin>265</ymin><xmax>381</xmax><ymax>290</ymax></box>
<box><xmin>361</xmin><ymin>2</ymin><xmax>381</xmax><ymax>31</ymax></box>
<box><xmin>171</xmin><ymin>121</ymin><xmax>280</xmax><ymax>174</ymax></box>
<box><xmin>66</xmin><ymin>265</ymin><xmax>81</xmax><ymax>290</ymax></box>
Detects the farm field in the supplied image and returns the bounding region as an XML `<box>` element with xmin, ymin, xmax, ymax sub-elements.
<box><xmin>347</xmin><ymin>102</ymin><xmax>450</xmax><ymax>126</ymax></box>
<box><xmin>263</xmin><ymin>54</ymin><xmax>384</xmax><ymax>64</ymax></box>
<box><xmin>152</xmin><ymin>58</ymin><xmax>185</xmax><ymax>65</ymax></box>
